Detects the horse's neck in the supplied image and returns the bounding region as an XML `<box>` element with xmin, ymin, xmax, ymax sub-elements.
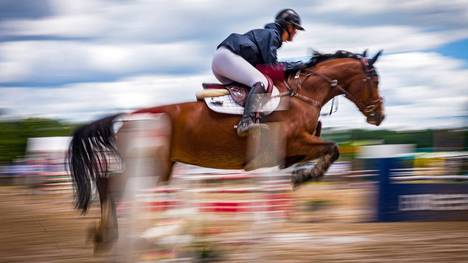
<box><xmin>292</xmin><ymin>74</ymin><xmax>338</xmax><ymax>108</ymax></box>
<box><xmin>303</xmin><ymin>60</ymin><xmax>361</xmax><ymax>106</ymax></box>
<box><xmin>319</xmin><ymin>82</ymin><xmax>341</xmax><ymax>107</ymax></box>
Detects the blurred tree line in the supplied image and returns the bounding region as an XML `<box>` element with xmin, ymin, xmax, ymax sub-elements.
<box><xmin>324</xmin><ymin>128</ymin><xmax>466</xmax><ymax>148</ymax></box>
<box><xmin>0</xmin><ymin>118</ymin><xmax>466</xmax><ymax>164</ymax></box>
<box><xmin>322</xmin><ymin>128</ymin><xmax>467</xmax><ymax>160</ymax></box>
<box><xmin>0</xmin><ymin>118</ymin><xmax>77</xmax><ymax>164</ymax></box>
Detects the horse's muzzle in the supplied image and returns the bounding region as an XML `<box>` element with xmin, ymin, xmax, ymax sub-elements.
<box><xmin>367</xmin><ymin>113</ymin><xmax>385</xmax><ymax>126</ymax></box>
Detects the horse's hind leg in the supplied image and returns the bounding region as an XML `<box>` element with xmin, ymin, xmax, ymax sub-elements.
<box><xmin>89</xmin><ymin>176</ymin><xmax>120</xmax><ymax>253</ymax></box>
<box><xmin>287</xmin><ymin>134</ymin><xmax>339</xmax><ymax>188</ymax></box>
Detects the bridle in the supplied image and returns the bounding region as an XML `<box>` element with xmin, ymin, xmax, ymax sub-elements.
<box><xmin>282</xmin><ymin>58</ymin><xmax>383</xmax><ymax>117</ymax></box>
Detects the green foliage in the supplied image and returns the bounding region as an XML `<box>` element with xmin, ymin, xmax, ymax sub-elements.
<box><xmin>323</xmin><ymin>128</ymin><xmax>467</xmax><ymax>150</ymax></box>
<box><xmin>0</xmin><ymin>118</ymin><xmax>76</xmax><ymax>164</ymax></box>
<box><xmin>349</xmin><ymin>129</ymin><xmax>434</xmax><ymax>148</ymax></box>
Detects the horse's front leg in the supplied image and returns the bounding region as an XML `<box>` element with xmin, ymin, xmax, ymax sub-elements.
<box><xmin>288</xmin><ymin>134</ymin><xmax>339</xmax><ymax>188</ymax></box>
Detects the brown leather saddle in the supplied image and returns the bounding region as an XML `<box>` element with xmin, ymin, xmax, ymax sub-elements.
<box><xmin>202</xmin><ymin>79</ymin><xmax>273</xmax><ymax>107</ymax></box>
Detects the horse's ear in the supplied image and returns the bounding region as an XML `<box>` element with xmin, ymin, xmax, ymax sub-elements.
<box><xmin>369</xmin><ymin>49</ymin><xmax>383</xmax><ymax>66</ymax></box>
<box><xmin>308</xmin><ymin>48</ymin><xmax>315</xmax><ymax>55</ymax></box>
<box><xmin>309</xmin><ymin>48</ymin><xmax>321</xmax><ymax>57</ymax></box>
<box><xmin>362</xmin><ymin>49</ymin><xmax>368</xmax><ymax>57</ymax></box>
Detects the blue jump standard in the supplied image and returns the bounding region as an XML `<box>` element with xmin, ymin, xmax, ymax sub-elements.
<box><xmin>377</xmin><ymin>158</ymin><xmax>468</xmax><ymax>222</ymax></box>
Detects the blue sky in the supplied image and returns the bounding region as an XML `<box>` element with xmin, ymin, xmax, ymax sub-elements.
<box><xmin>0</xmin><ymin>0</ymin><xmax>467</xmax><ymax>130</ymax></box>
<box><xmin>436</xmin><ymin>38</ymin><xmax>468</xmax><ymax>63</ymax></box>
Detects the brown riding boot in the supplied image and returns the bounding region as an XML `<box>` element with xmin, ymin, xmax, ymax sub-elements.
<box><xmin>236</xmin><ymin>82</ymin><xmax>268</xmax><ymax>137</ymax></box>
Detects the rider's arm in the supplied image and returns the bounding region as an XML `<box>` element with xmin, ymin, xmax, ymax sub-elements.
<box><xmin>260</xmin><ymin>30</ymin><xmax>306</xmax><ymax>74</ymax></box>
<box><xmin>258</xmin><ymin>29</ymin><xmax>281</xmax><ymax>64</ymax></box>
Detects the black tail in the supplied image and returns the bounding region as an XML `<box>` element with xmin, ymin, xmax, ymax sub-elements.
<box><xmin>68</xmin><ymin>114</ymin><xmax>121</xmax><ymax>213</ymax></box>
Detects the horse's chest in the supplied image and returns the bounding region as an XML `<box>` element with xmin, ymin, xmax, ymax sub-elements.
<box><xmin>286</xmin><ymin>115</ymin><xmax>319</xmax><ymax>137</ymax></box>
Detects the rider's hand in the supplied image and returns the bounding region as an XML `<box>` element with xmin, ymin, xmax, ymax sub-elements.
<box><xmin>284</xmin><ymin>61</ymin><xmax>307</xmax><ymax>76</ymax></box>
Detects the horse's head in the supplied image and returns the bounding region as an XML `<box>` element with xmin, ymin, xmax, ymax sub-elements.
<box><xmin>288</xmin><ymin>49</ymin><xmax>386</xmax><ymax>126</ymax></box>
<box><xmin>344</xmin><ymin>50</ymin><xmax>385</xmax><ymax>126</ymax></box>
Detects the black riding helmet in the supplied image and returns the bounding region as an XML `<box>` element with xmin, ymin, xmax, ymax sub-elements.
<box><xmin>275</xmin><ymin>8</ymin><xmax>305</xmax><ymax>31</ymax></box>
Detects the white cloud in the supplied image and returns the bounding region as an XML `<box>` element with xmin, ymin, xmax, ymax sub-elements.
<box><xmin>2</xmin><ymin>21</ymin><xmax>466</xmax><ymax>85</ymax></box>
<box><xmin>309</xmin><ymin>0</ymin><xmax>468</xmax><ymax>30</ymax></box>
<box><xmin>0</xmin><ymin>14</ymin><xmax>106</xmax><ymax>37</ymax></box>
<box><xmin>0</xmin><ymin>40</ymin><xmax>207</xmax><ymax>83</ymax></box>
<box><xmin>312</xmin><ymin>0</ymin><xmax>468</xmax><ymax>15</ymax></box>
<box><xmin>280</xmin><ymin>24</ymin><xmax>468</xmax><ymax>59</ymax></box>
<box><xmin>0</xmin><ymin>73</ymin><xmax>218</xmax><ymax>121</ymax></box>
<box><xmin>2</xmin><ymin>0</ymin><xmax>467</xmax><ymax>85</ymax></box>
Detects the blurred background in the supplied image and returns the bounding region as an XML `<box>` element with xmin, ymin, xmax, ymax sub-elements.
<box><xmin>0</xmin><ymin>0</ymin><xmax>467</xmax><ymax>262</ymax></box>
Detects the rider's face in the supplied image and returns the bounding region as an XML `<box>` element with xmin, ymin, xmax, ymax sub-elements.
<box><xmin>289</xmin><ymin>26</ymin><xmax>297</xmax><ymax>41</ymax></box>
<box><xmin>286</xmin><ymin>25</ymin><xmax>297</xmax><ymax>42</ymax></box>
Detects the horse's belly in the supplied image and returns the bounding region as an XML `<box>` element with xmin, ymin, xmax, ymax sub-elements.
<box><xmin>171</xmin><ymin>129</ymin><xmax>248</xmax><ymax>169</ymax></box>
<box><xmin>172</xmin><ymin>146</ymin><xmax>246</xmax><ymax>169</ymax></box>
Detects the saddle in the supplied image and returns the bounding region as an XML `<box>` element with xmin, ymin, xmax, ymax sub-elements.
<box><xmin>202</xmin><ymin>77</ymin><xmax>273</xmax><ymax>107</ymax></box>
<box><xmin>198</xmin><ymin>64</ymin><xmax>285</xmax><ymax>115</ymax></box>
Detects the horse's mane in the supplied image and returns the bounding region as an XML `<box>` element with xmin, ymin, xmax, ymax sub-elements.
<box><xmin>308</xmin><ymin>50</ymin><xmax>364</xmax><ymax>68</ymax></box>
<box><xmin>283</xmin><ymin>50</ymin><xmax>365</xmax><ymax>78</ymax></box>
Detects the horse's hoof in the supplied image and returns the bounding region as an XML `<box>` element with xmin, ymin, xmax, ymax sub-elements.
<box><xmin>87</xmin><ymin>223</ymin><xmax>98</xmax><ymax>243</ymax></box>
<box><xmin>93</xmin><ymin>232</ymin><xmax>118</xmax><ymax>254</ymax></box>
<box><xmin>87</xmin><ymin>223</ymin><xmax>118</xmax><ymax>254</ymax></box>
<box><xmin>290</xmin><ymin>175</ymin><xmax>302</xmax><ymax>190</ymax></box>
<box><xmin>291</xmin><ymin>167</ymin><xmax>320</xmax><ymax>189</ymax></box>
<box><xmin>93</xmin><ymin>240</ymin><xmax>114</xmax><ymax>254</ymax></box>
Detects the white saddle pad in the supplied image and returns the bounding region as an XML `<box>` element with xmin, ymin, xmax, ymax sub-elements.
<box><xmin>204</xmin><ymin>86</ymin><xmax>281</xmax><ymax>115</ymax></box>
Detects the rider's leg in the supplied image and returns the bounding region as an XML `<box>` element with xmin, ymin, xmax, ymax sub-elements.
<box><xmin>211</xmin><ymin>47</ymin><xmax>269</xmax><ymax>136</ymax></box>
<box><xmin>236</xmin><ymin>81</ymin><xmax>266</xmax><ymax>136</ymax></box>
<box><xmin>211</xmin><ymin>47</ymin><xmax>269</xmax><ymax>88</ymax></box>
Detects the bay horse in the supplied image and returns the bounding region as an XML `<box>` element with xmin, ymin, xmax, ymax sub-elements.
<box><xmin>68</xmin><ymin>50</ymin><xmax>385</xmax><ymax>251</ymax></box>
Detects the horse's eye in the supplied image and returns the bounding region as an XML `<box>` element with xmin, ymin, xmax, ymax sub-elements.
<box><xmin>372</xmin><ymin>77</ymin><xmax>379</xmax><ymax>86</ymax></box>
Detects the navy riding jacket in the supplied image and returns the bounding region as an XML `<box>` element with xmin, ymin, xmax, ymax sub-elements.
<box><xmin>218</xmin><ymin>23</ymin><xmax>302</xmax><ymax>70</ymax></box>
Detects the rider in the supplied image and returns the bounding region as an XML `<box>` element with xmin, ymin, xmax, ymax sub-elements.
<box><xmin>212</xmin><ymin>8</ymin><xmax>307</xmax><ymax>137</ymax></box>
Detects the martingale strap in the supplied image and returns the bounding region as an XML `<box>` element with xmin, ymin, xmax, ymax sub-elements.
<box><xmin>275</xmin><ymin>71</ymin><xmax>323</xmax><ymax>108</ymax></box>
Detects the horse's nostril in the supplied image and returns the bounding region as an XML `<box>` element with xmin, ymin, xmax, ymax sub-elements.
<box><xmin>375</xmin><ymin>114</ymin><xmax>385</xmax><ymax>126</ymax></box>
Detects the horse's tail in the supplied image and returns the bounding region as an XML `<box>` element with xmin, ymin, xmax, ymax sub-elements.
<box><xmin>67</xmin><ymin>114</ymin><xmax>121</xmax><ymax>213</ymax></box>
